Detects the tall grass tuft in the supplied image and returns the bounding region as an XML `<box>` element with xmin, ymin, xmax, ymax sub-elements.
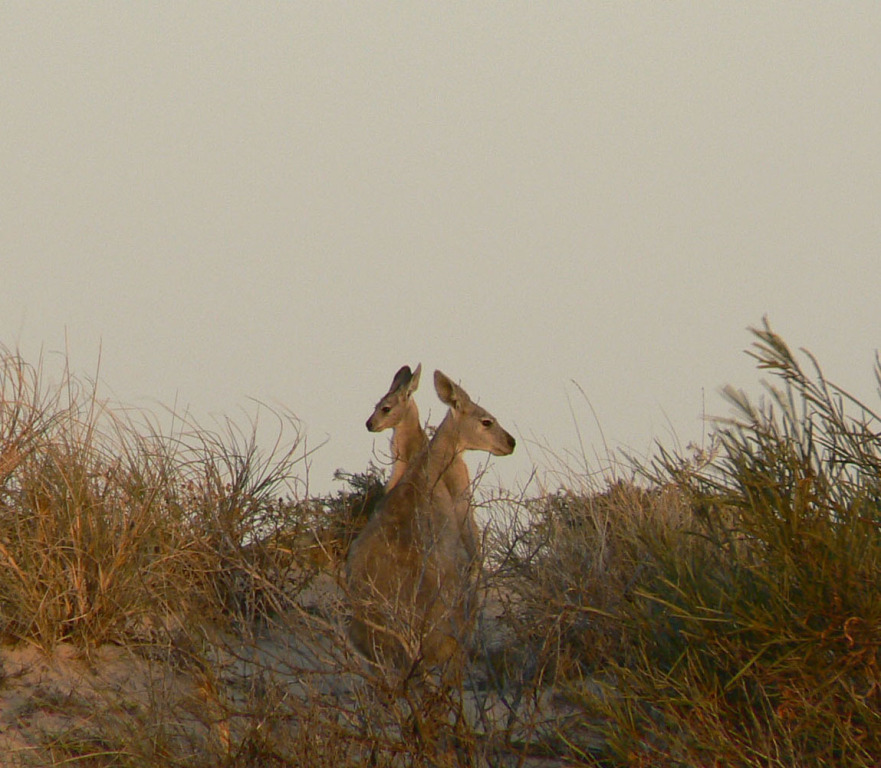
<box><xmin>0</xmin><ymin>349</ymin><xmax>179</xmax><ymax>648</ymax></box>
<box><xmin>0</xmin><ymin>347</ymin><xmax>307</xmax><ymax>650</ymax></box>
<box><xmin>591</xmin><ymin>319</ymin><xmax>881</xmax><ymax>766</ymax></box>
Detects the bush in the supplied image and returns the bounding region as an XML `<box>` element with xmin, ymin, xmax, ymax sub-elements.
<box><xmin>0</xmin><ymin>347</ymin><xmax>308</xmax><ymax>647</ymax></box>
<box><xmin>591</xmin><ymin>319</ymin><xmax>881</xmax><ymax>767</ymax></box>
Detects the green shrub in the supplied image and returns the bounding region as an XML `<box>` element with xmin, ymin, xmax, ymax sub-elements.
<box><xmin>593</xmin><ymin>320</ymin><xmax>881</xmax><ymax>767</ymax></box>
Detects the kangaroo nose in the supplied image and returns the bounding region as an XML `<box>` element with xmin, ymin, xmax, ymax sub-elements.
<box><xmin>366</xmin><ymin>417</ymin><xmax>374</xmax><ymax>431</ymax></box>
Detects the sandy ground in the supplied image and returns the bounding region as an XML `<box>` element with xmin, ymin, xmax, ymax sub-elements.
<box><xmin>0</xmin><ymin>642</ymin><xmax>197</xmax><ymax>765</ymax></box>
<box><xmin>0</xmin><ymin>572</ymin><xmax>601</xmax><ymax>766</ymax></box>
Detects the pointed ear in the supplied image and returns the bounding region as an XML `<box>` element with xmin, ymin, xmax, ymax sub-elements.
<box><xmin>389</xmin><ymin>365</ymin><xmax>412</xmax><ymax>394</ymax></box>
<box><xmin>434</xmin><ymin>370</ymin><xmax>470</xmax><ymax>411</ymax></box>
<box><xmin>434</xmin><ymin>370</ymin><xmax>454</xmax><ymax>405</ymax></box>
<box><xmin>406</xmin><ymin>363</ymin><xmax>422</xmax><ymax>396</ymax></box>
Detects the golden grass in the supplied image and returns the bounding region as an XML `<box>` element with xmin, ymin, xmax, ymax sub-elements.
<box><xmin>0</xmin><ymin>322</ymin><xmax>879</xmax><ymax>766</ymax></box>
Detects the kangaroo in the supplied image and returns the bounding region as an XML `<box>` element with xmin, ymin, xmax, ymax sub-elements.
<box><xmin>366</xmin><ymin>364</ymin><xmax>428</xmax><ymax>493</ymax></box>
<box><xmin>346</xmin><ymin>370</ymin><xmax>515</xmax><ymax>674</ymax></box>
<box><xmin>366</xmin><ymin>364</ymin><xmax>478</xmax><ymax>561</ymax></box>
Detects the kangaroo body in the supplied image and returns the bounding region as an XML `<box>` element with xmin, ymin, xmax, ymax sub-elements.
<box><xmin>347</xmin><ymin>370</ymin><xmax>515</xmax><ymax>672</ymax></box>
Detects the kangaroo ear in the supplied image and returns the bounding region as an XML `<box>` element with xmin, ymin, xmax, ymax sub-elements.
<box><xmin>434</xmin><ymin>370</ymin><xmax>470</xmax><ymax>411</ymax></box>
<box><xmin>389</xmin><ymin>365</ymin><xmax>413</xmax><ymax>395</ymax></box>
<box><xmin>434</xmin><ymin>370</ymin><xmax>454</xmax><ymax>405</ymax></box>
<box><xmin>407</xmin><ymin>363</ymin><xmax>422</xmax><ymax>395</ymax></box>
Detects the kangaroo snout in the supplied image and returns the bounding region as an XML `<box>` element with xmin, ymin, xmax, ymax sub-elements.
<box><xmin>494</xmin><ymin>432</ymin><xmax>516</xmax><ymax>456</ymax></box>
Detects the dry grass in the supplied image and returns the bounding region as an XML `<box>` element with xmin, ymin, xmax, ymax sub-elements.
<box><xmin>0</xmin><ymin>322</ymin><xmax>879</xmax><ymax>766</ymax></box>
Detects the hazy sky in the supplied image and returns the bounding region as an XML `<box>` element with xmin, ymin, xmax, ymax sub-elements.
<box><xmin>3</xmin><ymin>4</ymin><xmax>880</xmax><ymax>495</ymax></box>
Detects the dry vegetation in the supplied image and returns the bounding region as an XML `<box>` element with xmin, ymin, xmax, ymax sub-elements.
<box><xmin>0</xmin><ymin>320</ymin><xmax>879</xmax><ymax>767</ymax></box>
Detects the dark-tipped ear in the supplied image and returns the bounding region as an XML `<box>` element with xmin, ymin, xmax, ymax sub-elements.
<box><xmin>389</xmin><ymin>365</ymin><xmax>412</xmax><ymax>394</ymax></box>
<box><xmin>407</xmin><ymin>363</ymin><xmax>422</xmax><ymax>395</ymax></box>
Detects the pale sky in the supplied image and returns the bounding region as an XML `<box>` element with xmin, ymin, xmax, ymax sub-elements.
<box><xmin>3</xmin><ymin>4</ymin><xmax>880</xmax><ymax>495</ymax></box>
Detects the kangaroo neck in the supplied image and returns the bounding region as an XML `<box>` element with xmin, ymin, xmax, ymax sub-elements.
<box><xmin>391</xmin><ymin>402</ymin><xmax>426</xmax><ymax>462</ymax></box>
<box><xmin>424</xmin><ymin>412</ymin><xmax>464</xmax><ymax>492</ymax></box>
<box><xmin>444</xmin><ymin>452</ymin><xmax>470</xmax><ymax>501</ymax></box>
<box><xmin>386</xmin><ymin>402</ymin><xmax>426</xmax><ymax>491</ymax></box>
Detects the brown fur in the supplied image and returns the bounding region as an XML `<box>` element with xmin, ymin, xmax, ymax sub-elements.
<box><xmin>347</xmin><ymin>370</ymin><xmax>515</xmax><ymax>674</ymax></box>
<box><xmin>365</xmin><ymin>364</ymin><xmax>429</xmax><ymax>493</ymax></box>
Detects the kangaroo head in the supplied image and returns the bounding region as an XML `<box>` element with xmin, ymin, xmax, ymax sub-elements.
<box><xmin>366</xmin><ymin>363</ymin><xmax>422</xmax><ymax>432</ymax></box>
<box><xmin>434</xmin><ymin>370</ymin><xmax>516</xmax><ymax>456</ymax></box>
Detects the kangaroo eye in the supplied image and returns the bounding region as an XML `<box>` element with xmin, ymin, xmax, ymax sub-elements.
<box><xmin>481</xmin><ymin>419</ymin><xmax>494</xmax><ymax>428</ymax></box>
<box><xmin>381</xmin><ymin>406</ymin><xmax>392</xmax><ymax>414</ymax></box>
